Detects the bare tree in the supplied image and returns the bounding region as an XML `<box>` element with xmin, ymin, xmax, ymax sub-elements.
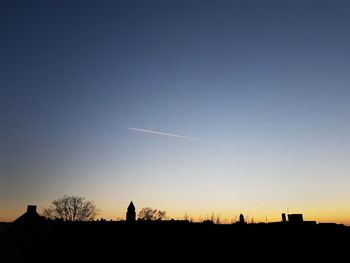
<box><xmin>138</xmin><ymin>207</ymin><xmax>166</xmax><ymax>221</ymax></box>
<box><xmin>215</xmin><ymin>213</ymin><xmax>221</xmax><ymax>224</ymax></box>
<box><xmin>138</xmin><ymin>207</ymin><xmax>155</xmax><ymax>220</ymax></box>
<box><xmin>231</xmin><ymin>214</ymin><xmax>239</xmax><ymax>224</ymax></box>
<box><xmin>221</xmin><ymin>218</ymin><xmax>229</xmax><ymax>224</ymax></box>
<box><xmin>155</xmin><ymin>210</ymin><xmax>166</xmax><ymax>220</ymax></box>
<box><xmin>210</xmin><ymin>212</ymin><xmax>215</xmax><ymax>223</ymax></box>
<box><xmin>42</xmin><ymin>195</ymin><xmax>99</xmax><ymax>221</ymax></box>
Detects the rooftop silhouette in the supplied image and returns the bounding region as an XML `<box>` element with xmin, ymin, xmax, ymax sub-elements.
<box><xmin>1</xmin><ymin>202</ymin><xmax>349</xmax><ymax>262</ymax></box>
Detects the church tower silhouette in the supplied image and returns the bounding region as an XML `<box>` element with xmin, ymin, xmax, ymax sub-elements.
<box><xmin>126</xmin><ymin>201</ymin><xmax>136</xmax><ymax>222</ymax></box>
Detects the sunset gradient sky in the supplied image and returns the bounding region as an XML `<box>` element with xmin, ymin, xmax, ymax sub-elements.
<box><xmin>1</xmin><ymin>0</ymin><xmax>350</xmax><ymax>224</ymax></box>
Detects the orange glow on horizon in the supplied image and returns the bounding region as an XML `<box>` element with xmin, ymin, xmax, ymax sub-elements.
<box><xmin>3</xmin><ymin>206</ymin><xmax>349</xmax><ymax>226</ymax></box>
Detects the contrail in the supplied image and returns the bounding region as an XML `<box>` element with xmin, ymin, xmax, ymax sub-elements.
<box><xmin>126</xmin><ymin>127</ymin><xmax>201</xmax><ymax>141</ymax></box>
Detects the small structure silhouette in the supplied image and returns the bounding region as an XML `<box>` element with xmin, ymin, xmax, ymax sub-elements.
<box><xmin>281</xmin><ymin>213</ymin><xmax>287</xmax><ymax>223</ymax></box>
<box><xmin>126</xmin><ymin>201</ymin><xmax>136</xmax><ymax>222</ymax></box>
<box><xmin>239</xmin><ymin>214</ymin><xmax>245</xmax><ymax>224</ymax></box>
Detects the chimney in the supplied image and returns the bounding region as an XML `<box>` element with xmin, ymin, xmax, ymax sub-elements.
<box><xmin>27</xmin><ymin>205</ymin><xmax>37</xmax><ymax>213</ymax></box>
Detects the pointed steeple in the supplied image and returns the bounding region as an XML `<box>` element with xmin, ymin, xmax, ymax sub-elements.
<box><xmin>126</xmin><ymin>201</ymin><xmax>136</xmax><ymax>222</ymax></box>
<box><xmin>128</xmin><ymin>201</ymin><xmax>135</xmax><ymax>211</ymax></box>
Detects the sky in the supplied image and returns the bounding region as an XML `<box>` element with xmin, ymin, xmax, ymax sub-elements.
<box><xmin>1</xmin><ymin>0</ymin><xmax>350</xmax><ymax>224</ymax></box>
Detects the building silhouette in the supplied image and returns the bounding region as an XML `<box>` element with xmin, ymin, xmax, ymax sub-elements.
<box><xmin>14</xmin><ymin>205</ymin><xmax>44</xmax><ymax>224</ymax></box>
<box><xmin>288</xmin><ymin>214</ymin><xmax>303</xmax><ymax>223</ymax></box>
<box><xmin>126</xmin><ymin>201</ymin><xmax>136</xmax><ymax>222</ymax></box>
<box><xmin>7</xmin><ymin>205</ymin><xmax>45</xmax><ymax>232</ymax></box>
<box><xmin>239</xmin><ymin>214</ymin><xmax>245</xmax><ymax>224</ymax></box>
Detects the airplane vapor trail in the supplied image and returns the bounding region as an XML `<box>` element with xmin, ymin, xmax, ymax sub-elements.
<box><xmin>126</xmin><ymin>127</ymin><xmax>200</xmax><ymax>141</ymax></box>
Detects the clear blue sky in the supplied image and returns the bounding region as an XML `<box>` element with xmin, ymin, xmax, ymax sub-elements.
<box><xmin>1</xmin><ymin>0</ymin><xmax>350</xmax><ymax>223</ymax></box>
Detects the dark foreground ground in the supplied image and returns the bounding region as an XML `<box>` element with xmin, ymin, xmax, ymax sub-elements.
<box><xmin>1</xmin><ymin>221</ymin><xmax>349</xmax><ymax>262</ymax></box>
